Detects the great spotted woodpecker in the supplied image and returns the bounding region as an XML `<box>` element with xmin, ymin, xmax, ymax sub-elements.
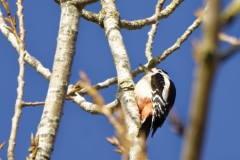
<box><xmin>134</xmin><ymin>64</ymin><xmax>176</xmax><ymax>138</ymax></box>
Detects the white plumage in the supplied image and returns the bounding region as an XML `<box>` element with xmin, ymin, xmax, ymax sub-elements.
<box><xmin>135</xmin><ymin>65</ymin><xmax>176</xmax><ymax>138</ymax></box>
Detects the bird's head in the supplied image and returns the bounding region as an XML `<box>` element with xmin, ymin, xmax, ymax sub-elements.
<box><xmin>139</xmin><ymin>64</ymin><xmax>169</xmax><ymax>78</ymax></box>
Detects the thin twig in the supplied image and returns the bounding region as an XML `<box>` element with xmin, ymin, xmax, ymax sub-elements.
<box><xmin>219</xmin><ymin>33</ymin><xmax>240</xmax><ymax>45</ymax></box>
<box><xmin>73</xmin><ymin>93</ymin><xmax>120</xmax><ymax>114</ymax></box>
<box><xmin>219</xmin><ymin>44</ymin><xmax>240</xmax><ymax>62</ymax></box>
<box><xmin>131</xmin><ymin>16</ymin><xmax>203</xmax><ymax>77</ymax></box>
<box><xmin>68</xmin><ymin>82</ymin><xmax>120</xmax><ymax>114</ymax></box>
<box><xmin>8</xmin><ymin>0</ymin><xmax>26</xmax><ymax>159</ymax></box>
<box><xmin>77</xmin><ymin>77</ymin><xmax>118</xmax><ymax>95</ymax></box>
<box><xmin>0</xmin><ymin>11</ymin><xmax>51</xmax><ymax>81</ymax></box>
<box><xmin>75</xmin><ymin>15</ymin><xmax>203</xmax><ymax>98</ymax></box>
<box><xmin>218</xmin><ymin>33</ymin><xmax>240</xmax><ymax>61</ymax></box>
<box><xmin>22</xmin><ymin>101</ymin><xmax>45</xmax><ymax>107</ymax></box>
<box><xmin>61</xmin><ymin>14</ymin><xmax>202</xmax><ymax>123</ymax></box>
<box><xmin>145</xmin><ymin>0</ymin><xmax>165</xmax><ymax>62</ymax></box>
<box><xmin>81</xmin><ymin>9</ymin><xmax>99</xmax><ymax>24</ymax></box>
<box><xmin>19</xmin><ymin>95</ymin><xmax>118</xmax><ymax>113</ymax></box>
<box><xmin>78</xmin><ymin>71</ymin><xmax>130</xmax><ymax>160</ymax></box>
<box><xmin>120</xmin><ymin>0</ymin><xmax>184</xmax><ymax>30</ymax></box>
<box><xmin>156</xmin><ymin>17</ymin><xmax>202</xmax><ymax>64</ymax></box>
<box><xmin>221</xmin><ymin>0</ymin><xmax>240</xmax><ymax>25</ymax></box>
<box><xmin>81</xmin><ymin>6</ymin><xmax>203</xmax><ymax>95</ymax></box>
<box><xmin>1</xmin><ymin>3</ymin><xmax>200</xmax><ymax>102</ymax></box>
<box><xmin>81</xmin><ymin>0</ymin><xmax>184</xmax><ymax>30</ymax></box>
<box><xmin>181</xmin><ymin>0</ymin><xmax>220</xmax><ymax>159</ymax></box>
<box><xmin>101</xmin><ymin>0</ymin><xmax>147</xmax><ymax>159</ymax></box>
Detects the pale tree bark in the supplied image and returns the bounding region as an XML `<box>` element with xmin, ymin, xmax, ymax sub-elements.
<box><xmin>81</xmin><ymin>0</ymin><xmax>184</xmax><ymax>30</ymax></box>
<box><xmin>33</xmin><ymin>0</ymin><xmax>97</xmax><ymax>159</ymax></box>
<box><xmin>145</xmin><ymin>0</ymin><xmax>165</xmax><ymax>62</ymax></box>
<box><xmin>0</xmin><ymin>10</ymin><xmax>51</xmax><ymax>81</ymax></box>
<box><xmin>8</xmin><ymin>0</ymin><xmax>26</xmax><ymax>159</ymax></box>
<box><xmin>100</xmin><ymin>0</ymin><xmax>146</xmax><ymax>159</ymax></box>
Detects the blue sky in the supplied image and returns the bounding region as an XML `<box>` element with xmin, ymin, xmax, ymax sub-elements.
<box><xmin>0</xmin><ymin>0</ymin><xmax>240</xmax><ymax>160</ymax></box>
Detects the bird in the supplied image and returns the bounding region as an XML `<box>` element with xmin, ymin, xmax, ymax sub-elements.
<box><xmin>134</xmin><ymin>64</ymin><xmax>176</xmax><ymax>138</ymax></box>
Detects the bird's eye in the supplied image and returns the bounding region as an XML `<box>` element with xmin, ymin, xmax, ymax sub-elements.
<box><xmin>156</xmin><ymin>68</ymin><xmax>168</xmax><ymax>75</ymax></box>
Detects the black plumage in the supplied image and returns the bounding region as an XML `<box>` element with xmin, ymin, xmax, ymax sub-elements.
<box><xmin>139</xmin><ymin>71</ymin><xmax>176</xmax><ymax>138</ymax></box>
<box><xmin>150</xmin><ymin>72</ymin><xmax>176</xmax><ymax>137</ymax></box>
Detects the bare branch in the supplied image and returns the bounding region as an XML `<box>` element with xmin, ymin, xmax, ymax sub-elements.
<box><xmin>33</xmin><ymin>0</ymin><xmax>99</xmax><ymax>157</ymax></box>
<box><xmin>221</xmin><ymin>0</ymin><xmax>240</xmax><ymax>25</ymax></box>
<box><xmin>219</xmin><ymin>44</ymin><xmax>240</xmax><ymax>62</ymax></box>
<box><xmin>81</xmin><ymin>0</ymin><xmax>184</xmax><ymax>30</ymax></box>
<box><xmin>34</xmin><ymin>2</ymin><xmax>82</xmax><ymax>159</ymax></box>
<box><xmin>73</xmin><ymin>93</ymin><xmax>120</xmax><ymax>114</ymax></box>
<box><xmin>78</xmin><ymin>71</ymin><xmax>130</xmax><ymax>160</ymax></box>
<box><xmin>218</xmin><ymin>33</ymin><xmax>240</xmax><ymax>61</ymax></box>
<box><xmin>22</xmin><ymin>101</ymin><xmax>45</xmax><ymax>107</ymax></box>
<box><xmin>101</xmin><ymin>0</ymin><xmax>147</xmax><ymax>159</ymax></box>
<box><xmin>0</xmin><ymin>11</ymin><xmax>51</xmax><ymax>81</ymax></box>
<box><xmin>8</xmin><ymin>0</ymin><xmax>26</xmax><ymax>159</ymax></box>
<box><xmin>131</xmin><ymin>16</ymin><xmax>203</xmax><ymax>76</ymax></box>
<box><xmin>73</xmin><ymin>4</ymin><xmax>239</xmax><ymax>102</ymax></box>
<box><xmin>155</xmin><ymin>18</ymin><xmax>202</xmax><ymax>64</ymax></box>
<box><xmin>1</xmin><ymin>3</ymin><xmax>201</xmax><ymax>113</ymax></box>
<box><xmin>120</xmin><ymin>0</ymin><xmax>184</xmax><ymax>30</ymax></box>
<box><xmin>181</xmin><ymin>0</ymin><xmax>220</xmax><ymax>160</ymax></box>
<box><xmin>81</xmin><ymin>9</ymin><xmax>100</xmax><ymax>24</ymax></box>
<box><xmin>75</xmin><ymin>14</ymin><xmax>203</xmax><ymax>98</ymax></box>
<box><xmin>77</xmin><ymin>77</ymin><xmax>117</xmax><ymax>95</ymax></box>
<box><xmin>219</xmin><ymin>32</ymin><xmax>240</xmax><ymax>45</ymax></box>
<box><xmin>145</xmin><ymin>0</ymin><xmax>165</xmax><ymax>62</ymax></box>
<box><xmin>67</xmin><ymin>81</ymin><xmax>120</xmax><ymax>114</ymax></box>
<box><xmin>21</xmin><ymin>96</ymin><xmax>118</xmax><ymax>114</ymax></box>
<box><xmin>63</xmin><ymin>10</ymin><xmax>204</xmax><ymax>125</ymax></box>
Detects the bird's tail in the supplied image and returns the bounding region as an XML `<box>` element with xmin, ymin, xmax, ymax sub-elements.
<box><xmin>138</xmin><ymin>116</ymin><xmax>152</xmax><ymax>139</ymax></box>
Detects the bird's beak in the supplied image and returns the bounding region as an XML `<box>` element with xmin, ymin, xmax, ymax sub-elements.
<box><xmin>140</xmin><ymin>64</ymin><xmax>153</xmax><ymax>74</ymax></box>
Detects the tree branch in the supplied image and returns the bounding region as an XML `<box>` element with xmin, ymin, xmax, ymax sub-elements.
<box><xmin>73</xmin><ymin>92</ymin><xmax>120</xmax><ymax>114</ymax></box>
<box><xmin>145</xmin><ymin>0</ymin><xmax>165</xmax><ymax>62</ymax></box>
<box><xmin>219</xmin><ymin>32</ymin><xmax>240</xmax><ymax>45</ymax></box>
<box><xmin>74</xmin><ymin>14</ymin><xmax>203</xmax><ymax>99</ymax></box>
<box><xmin>221</xmin><ymin>0</ymin><xmax>240</xmax><ymax>25</ymax></box>
<box><xmin>219</xmin><ymin>44</ymin><xmax>240</xmax><ymax>62</ymax></box>
<box><xmin>78</xmin><ymin>71</ymin><xmax>131</xmax><ymax>159</ymax></box>
<box><xmin>1</xmin><ymin>2</ymin><xmax>201</xmax><ymax>115</ymax></box>
<box><xmin>101</xmin><ymin>0</ymin><xmax>147</xmax><ymax>159</ymax></box>
<box><xmin>7</xmin><ymin>0</ymin><xmax>26</xmax><ymax>159</ymax></box>
<box><xmin>81</xmin><ymin>9</ymin><xmax>100</xmax><ymax>24</ymax></box>
<box><xmin>120</xmin><ymin>0</ymin><xmax>184</xmax><ymax>30</ymax></box>
<box><xmin>81</xmin><ymin>0</ymin><xmax>184</xmax><ymax>30</ymax></box>
<box><xmin>181</xmin><ymin>0</ymin><xmax>220</xmax><ymax>160</ymax></box>
<box><xmin>34</xmin><ymin>1</ymin><xmax>84</xmax><ymax>159</ymax></box>
<box><xmin>218</xmin><ymin>33</ymin><xmax>240</xmax><ymax>61</ymax></box>
<box><xmin>22</xmin><ymin>101</ymin><xmax>45</xmax><ymax>107</ymax></box>
<box><xmin>0</xmin><ymin>11</ymin><xmax>51</xmax><ymax>81</ymax></box>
